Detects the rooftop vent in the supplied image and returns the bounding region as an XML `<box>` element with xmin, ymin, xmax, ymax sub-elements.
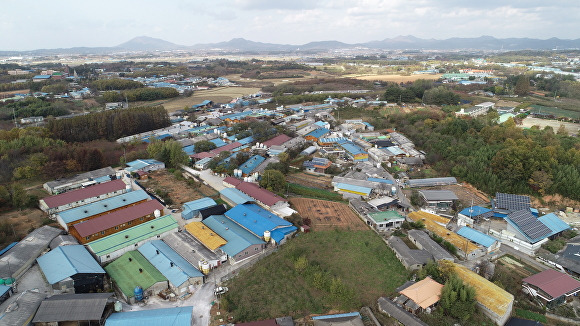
<box><xmin>129</xmin><ymin>257</ymin><xmax>132</xmax><ymax>262</ymax></box>
<box><xmin>84</xmin><ymin>210</ymin><xmax>88</xmax><ymax>213</ymax></box>
<box><xmin>139</xmin><ymin>268</ymin><xmax>143</xmax><ymax>273</ymax></box>
<box><xmin>170</xmin><ymin>262</ymin><xmax>174</xmax><ymax>267</ymax></box>
<box><xmin>151</xmin><ymin>225</ymin><xmax>155</xmax><ymax>229</ymax></box>
<box><xmin>156</xmin><ymin>250</ymin><xmax>159</xmax><ymax>255</ymax></box>
<box><xmin>125</xmin><ymin>235</ymin><xmax>129</xmax><ymax>239</ymax></box>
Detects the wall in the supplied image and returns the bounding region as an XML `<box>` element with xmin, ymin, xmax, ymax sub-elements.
<box><xmin>231</xmin><ymin>243</ymin><xmax>265</xmax><ymax>263</ymax></box>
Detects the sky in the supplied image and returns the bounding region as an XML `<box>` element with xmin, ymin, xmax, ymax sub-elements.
<box><xmin>1</xmin><ymin>0</ymin><xmax>579</xmax><ymax>51</ymax></box>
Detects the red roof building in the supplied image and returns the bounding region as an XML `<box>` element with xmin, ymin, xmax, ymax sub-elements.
<box><xmin>210</xmin><ymin>142</ymin><xmax>242</xmax><ymax>155</ymax></box>
<box><xmin>39</xmin><ymin>179</ymin><xmax>128</xmax><ymax>214</ymax></box>
<box><xmin>236</xmin><ymin>182</ymin><xmax>287</xmax><ymax>208</ymax></box>
<box><xmin>191</xmin><ymin>152</ymin><xmax>215</xmax><ymax>160</ymax></box>
<box><xmin>70</xmin><ymin>200</ymin><xmax>164</xmax><ymax>244</ymax></box>
<box><xmin>262</xmin><ymin>134</ymin><xmax>292</xmax><ymax>148</ymax></box>
<box><xmin>223</xmin><ymin>176</ymin><xmax>242</xmax><ymax>188</ymax></box>
<box><xmin>522</xmin><ymin>269</ymin><xmax>580</xmax><ymax>304</ymax></box>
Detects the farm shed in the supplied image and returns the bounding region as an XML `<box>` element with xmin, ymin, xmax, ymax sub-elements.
<box><xmin>407</xmin><ymin>177</ymin><xmax>458</xmax><ymax>188</ymax></box>
<box><xmin>182</xmin><ymin>198</ymin><xmax>217</xmax><ymax>220</ymax></box>
<box><xmin>32</xmin><ymin>293</ymin><xmax>113</xmax><ymax>326</ymax></box>
<box><xmin>202</xmin><ymin>215</ymin><xmax>265</xmax><ymax>263</ymax></box>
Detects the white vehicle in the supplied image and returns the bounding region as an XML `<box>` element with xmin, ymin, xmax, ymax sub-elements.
<box><xmin>214</xmin><ymin>286</ymin><xmax>229</xmax><ymax>296</ymax></box>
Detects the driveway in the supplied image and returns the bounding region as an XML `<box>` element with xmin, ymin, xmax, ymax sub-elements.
<box><xmin>198</xmin><ymin>169</ymin><xmax>226</xmax><ymax>192</ymax></box>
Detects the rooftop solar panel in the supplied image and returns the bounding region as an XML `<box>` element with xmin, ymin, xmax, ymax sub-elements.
<box><xmin>508</xmin><ymin>209</ymin><xmax>551</xmax><ymax>240</ymax></box>
<box><xmin>495</xmin><ymin>193</ymin><xmax>531</xmax><ymax>212</ymax></box>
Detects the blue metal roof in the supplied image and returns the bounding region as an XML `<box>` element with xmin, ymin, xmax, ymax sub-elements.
<box><xmin>367</xmin><ymin>177</ymin><xmax>393</xmax><ymax>184</ymax></box>
<box><xmin>319</xmin><ymin>137</ymin><xmax>349</xmax><ymax>144</ymax></box>
<box><xmin>335</xmin><ymin>183</ymin><xmax>372</xmax><ymax>195</ymax></box>
<box><xmin>538</xmin><ymin>213</ymin><xmax>570</xmax><ymax>236</ymax></box>
<box><xmin>138</xmin><ymin>240</ymin><xmax>203</xmax><ymax>287</ymax></box>
<box><xmin>312</xmin><ymin>312</ymin><xmax>361</xmax><ymax>320</ymax></box>
<box><xmin>459</xmin><ymin>206</ymin><xmax>492</xmax><ymax>218</ymax></box>
<box><xmin>202</xmin><ymin>215</ymin><xmax>265</xmax><ymax>257</ymax></box>
<box><xmin>306</xmin><ymin>128</ymin><xmax>330</xmax><ymax>139</ymax></box>
<box><xmin>58</xmin><ymin>190</ymin><xmax>150</xmax><ymax>224</ymax></box>
<box><xmin>219</xmin><ymin>188</ymin><xmax>254</xmax><ymax>205</ymax></box>
<box><xmin>239</xmin><ymin>155</ymin><xmax>266</xmax><ymax>175</ymax></box>
<box><xmin>182</xmin><ymin>198</ymin><xmax>217</xmax><ymax>220</ymax></box>
<box><xmin>105</xmin><ymin>306</ymin><xmax>193</xmax><ymax>326</ymax></box>
<box><xmin>183</xmin><ymin>145</ymin><xmax>195</xmax><ymax>155</ymax></box>
<box><xmin>0</xmin><ymin>242</ymin><xmax>18</xmax><ymax>257</ymax></box>
<box><xmin>0</xmin><ymin>284</ymin><xmax>11</xmax><ymax>297</ymax></box>
<box><xmin>93</xmin><ymin>175</ymin><xmax>112</xmax><ymax>183</ymax></box>
<box><xmin>37</xmin><ymin>245</ymin><xmax>105</xmax><ymax>284</ymax></box>
<box><xmin>386</xmin><ymin>146</ymin><xmax>405</xmax><ymax>155</ymax></box>
<box><xmin>314</xmin><ymin>121</ymin><xmax>327</xmax><ymax>127</ymax></box>
<box><xmin>237</xmin><ymin>136</ymin><xmax>254</xmax><ymax>145</ymax></box>
<box><xmin>225</xmin><ymin>204</ymin><xmax>295</xmax><ymax>243</ymax></box>
<box><xmin>210</xmin><ymin>138</ymin><xmax>227</xmax><ymax>147</ymax></box>
<box><xmin>457</xmin><ymin>227</ymin><xmax>498</xmax><ymax>248</ymax></box>
<box><xmin>220</xmin><ymin>111</ymin><xmax>253</xmax><ymax>121</ymax></box>
<box><xmin>270</xmin><ymin>226</ymin><xmax>298</xmax><ymax>243</ymax></box>
<box><xmin>126</xmin><ymin>159</ymin><xmax>164</xmax><ymax>172</ymax></box>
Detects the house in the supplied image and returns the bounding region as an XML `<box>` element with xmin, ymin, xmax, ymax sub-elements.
<box><xmin>418</xmin><ymin>190</ymin><xmax>458</xmax><ymax>212</ymax></box>
<box><xmin>20</xmin><ymin>116</ymin><xmax>44</xmax><ymax>125</ymax></box>
<box><xmin>138</xmin><ymin>240</ymin><xmax>204</xmax><ymax>294</ymax></box>
<box><xmin>86</xmin><ymin>214</ymin><xmax>179</xmax><ymax>263</ymax></box>
<box><xmin>457</xmin><ymin>227</ymin><xmax>500</xmax><ymax>254</ymax></box>
<box><xmin>104</xmin><ymin>251</ymin><xmax>168</xmax><ymax>304</ymax></box>
<box><xmin>397</xmin><ymin>277</ymin><xmax>444</xmax><ymax>314</ymax></box>
<box><xmin>125</xmin><ymin>159</ymin><xmax>165</xmax><ymax>174</ymax></box>
<box><xmin>457</xmin><ymin>206</ymin><xmax>494</xmax><ymax>227</ymax></box>
<box><xmin>407</xmin><ymin>229</ymin><xmax>456</xmax><ymax>262</ymax></box>
<box><xmin>37</xmin><ymin>245</ymin><xmax>105</xmax><ymax>294</ymax></box>
<box><xmin>302</xmin><ymin>157</ymin><xmax>332</xmax><ymax>173</ymax></box>
<box><xmin>105</xmin><ymin>306</ymin><xmax>193</xmax><ymax>326</ymax></box>
<box><xmin>522</xmin><ymin>269</ymin><xmax>580</xmax><ymax>306</ymax></box>
<box><xmin>0</xmin><ymin>226</ymin><xmax>62</xmax><ymax>281</ymax></box>
<box><xmin>387</xmin><ymin>236</ymin><xmax>434</xmax><ymax>270</ymax></box>
<box><xmin>453</xmin><ymin>262</ymin><xmax>514</xmax><ymax>326</ymax></box>
<box><xmin>366</xmin><ymin>211</ymin><xmax>405</xmax><ymax>231</ymax></box>
<box><xmin>377</xmin><ymin>297</ymin><xmax>429</xmax><ymax>326</ymax></box>
<box><xmin>202</xmin><ymin>215</ymin><xmax>266</xmax><ymax>262</ymax></box>
<box><xmin>312</xmin><ymin>312</ymin><xmax>364</xmax><ymax>326</ymax></box>
<box><xmin>32</xmin><ymin>293</ymin><xmax>113</xmax><ymax>326</ymax></box>
<box><xmin>69</xmin><ymin>199</ymin><xmax>165</xmax><ymax>244</ymax></box>
<box><xmin>39</xmin><ymin>179</ymin><xmax>129</xmax><ymax>215</ymax></box>
<box><xmin>220</xmin><ymin>188</ymin><xmax>254</xmax><ymax>206</ymax></box>
<box><xmin>182</xmin><ymin>198</ymin><xmax>217</xmax><ymax>220</ymax></box>
<box><xmin>224</xmin><ymin>204</ymin><xmax>297</xmax><ymax>245</ymax></box>
<box><xmin>0</xmin><ymin>291</ymin><xmax>46</xmax><ymax>326</ymax></box>
<box><xmin>56</xmin><ymin>189</ymin><xmax>151</xmax><ymax>231</ymax></box>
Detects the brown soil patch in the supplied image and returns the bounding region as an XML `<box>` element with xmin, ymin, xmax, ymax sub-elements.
<box><xmin>290</xmin><ymin>198</ymin><xmax>367</xmax><ymax>231</ymax></box>
<box><xmin>531</xmin><ymin>194</ymin><xmax>580</xmax><ymax>211</ymax></box>
<box><xmin>0</xmin><ymin>208</ymin><xmax>54</xmax><ymax>248</ymax></box>
<box><xmin>140</xmin><ymin>170</ymin><xmax>217</xmax><ymax>207</ymax></box>
<box><xmin>286</xmin><ymin>172</ymin><xmax>333</xmax><ymax>190</ymax></box>
<box><xmin>417</xmin><ymin>183</ymin><xmax>490</xmax><ymax>208</ymax></box>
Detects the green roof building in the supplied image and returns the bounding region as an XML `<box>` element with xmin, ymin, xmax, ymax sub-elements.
<box><xmin>87</xmin><ymin>214</ymin><xmax>178</xmax><ymax>264</ymax></box>
<box><xmin>105</xmin><ymin>251</ymin><xmax>167</xmax><ymax>303</ymax></box>
<box><xmin>367</xmin><ymin>211</ymin><xmax>406</xmax><ymax>231</ymax></box>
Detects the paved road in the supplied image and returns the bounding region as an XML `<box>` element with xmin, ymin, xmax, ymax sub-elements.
<box><xmin>198</xmin><ymin>169</ymin><xmax>226</xmax><ymax>192</ymax></box>
<box><xmin>191</xmin><ymin>282</ymin><xmax>216</xmax><ymax>326</ymax></box>
<box><xmin>499</xmin><ymin>244</ymin><xmax>548</xmax><ymax>271</ymax></box>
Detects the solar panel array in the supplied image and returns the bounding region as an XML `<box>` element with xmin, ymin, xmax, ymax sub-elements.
<box><xmin>476</xmin><ymin>210</ymin><xmax>495</xmax><ymax>220</ymax></box>
<box><xmin>495</xmin><ymin>192</ymin><xmax>531</xmax><ymax>212</ymax></box>
<box><xmin>508</xmin><ymin>209</ymin><xmax>551</xmax><ymax>240</ymax></box>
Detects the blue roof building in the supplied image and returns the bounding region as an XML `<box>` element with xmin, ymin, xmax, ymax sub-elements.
<box><xmin>219</xmin><ymin>188</ymin><xmax>254</xmax><ymax>206</ymax></box>
<box><xmin>37</xmin><ymin>245</ymin><xmax>105</xmax><ymax>293</ymax></box>
<box><xmin>202</xmin><ymin>215</ymin><xmax>265</xmax><ymax>261</ymax></box>
<box><xmin>210</xmin><ymin>138</ymin><xmax>227</xmax><ymax>148</ymax></box>
<box><xmin>225</xmin><ymin>204</ymin><xmax>297</xmax><ymax>244</ymax></box>
<box><xmin>239</xmin><ymin>155</ymin><xmax>266</xmax><ymax>176</ymax></box>
<box><xmin>182</xmin><ymin>198</ymin><xmax>217</xmax><ymax>220</ymax></box>
<box><xmin>457</xmin><ymin>227</ymin><xmax>499</xmax><ymax>250</ymax></box>
<box><xmin>459</xmin><ymin>206</ymin><xmax>493</xmax><ymax>218</ymax></box>
<box><xmin>386</xmin><ymin>146</ymin><xmax>405</xmax><ymax>156</ymax></box>
<box><xmin>183</xmin><ymin>144</ymin><xmax>195</xmax><ymax>155</ymax></box>
<box><xmin>105</xmin><ymin>306</ymin><xmax>193</xmax><ymax>326</ymax></box>
<box><xmin>305</xmin><ymin>128</ymin><xmax>330</xmax><ymax>141</ymax></box>
<box><xmin>538</xmin><ymin>213</ymin><xmax>570</xmax><ymax>237</ymax></box>
<box><xmin>138</xmin><ymin>240</ymin><xmax>204</xmax><ymax>291</ymax></box>
<box><xmin>219</xmin><ymin>111</ymin><xmax>253</xmax><ymax>121</ymax></box>
<box><xmin>237</xmin><ymin>135</ymin><xmax>254</xmax><ymax>145</ymax></box>
<box><xmin>334</xmin><ymin>183</ymin><xmax>372</xmax><ymax>197</ymax></box>
<box><xmin>340</xmin><ymin>142</ymin><xmax>368</xmax><ymax>162</ymax></box>
<box><xmin>505</xmin><ymin>209</ymin><xmax>554</xmax><ymax>244</ymax></box>
<box><xmin>0</xmin><ymin>242</ymin><xmax>18</xmax><ymax>257</ymax></box>
<box><xmin>367</xmin><ymin>177</ymin><xmax>393</xmax><ymax>184</ymax></box>
<box><xmin>125</xmin><ymin>159</ymin><xmax>165</xmax><ymax>173</ymax></box>
<box><xmin>57</xmin><ymin>190</ymin><xmax>150</xmax><ymax>228</ymax></box>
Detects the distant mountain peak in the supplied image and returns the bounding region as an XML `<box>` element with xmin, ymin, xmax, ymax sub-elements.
<box><xmin>117</xmin><ymin>36</ymin><xmax>184</xmax><ymax>51</ymax></box>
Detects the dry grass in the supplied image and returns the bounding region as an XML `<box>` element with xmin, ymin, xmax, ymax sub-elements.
<box><xmin>290</xmin><ymin>198</ymin><xmax>367</xmax><ymax>231</ymax></box>
<box><xmin>408</xmin><ymin>211</ymin><xmax>480</xmax><ymax>254</ymax></box>
<box><xmin>519</xmin><ymin>117</ymin><xmax>580</xmax><ymax>135</ymax></box>
<box><xmin>347</xmin><ymin>74</ymin><xmax>442</xmax><ymax>83</ymax></box>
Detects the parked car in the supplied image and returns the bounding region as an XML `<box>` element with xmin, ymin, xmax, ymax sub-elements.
<box><xmin>214</xmin><ymin>286</ymin><xmax>228</xmax><ymax>296</ymax></box>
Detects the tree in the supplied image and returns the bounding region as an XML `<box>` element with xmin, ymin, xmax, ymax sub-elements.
<box><xmin>194</xmin><ymin>140</ymin><xmax>217</xmax><ymax>153</ymax></box>
<box><xmin>10</xmin><ymin>184</ymin><xmax>28</xmax><ymax>210</ymax></box>
<box><xmin>514</xmin><ymin>75</ymin><xmax>530</xmax><ymax>96</ymax></box>
<box><xmin>259</xmin><ymin>169</ymin><xmax>286</xmax><ymax>193</ymax></box>
<box><xmin>439</xmin><ymin>274</ymin><xmax>476</xmax><ymax>322</ymax></box>
<box><xmin>557</xmin><ymin>124</ymin><xmax>568</xmax><ymax>136</ymax></box>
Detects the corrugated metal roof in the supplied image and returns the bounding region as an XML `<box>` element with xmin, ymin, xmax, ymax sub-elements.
<box><xmin>386</xmin><ymin>146</ymin><xmax>405</xmax><ymax>156</ymax></box>
<box><xmin>407</xmin><ymin>177</ymin><xmax>458</xmax><ymax>188</ymax></box>
<box><xmin>237</xmin><ymin>136</ymin><xmax>254</xmax><ymax>145</ymax></box>
<box><xmin>125</xmin><ymin>159</ymin><xmax>164</xmax><ymax>172</ymax></box>
<box><xmin>270</xmin><ymin>226</ymin><xmax>298</xmax><ymax>243</ymax></box>
<box><xmin>340</xmin><ymin>142</ymin><xmax>366</xmax><ymax>156</ymax></box>
<box><xmin>42</xmin><ymin>179</ymin><xmax>127</xmax><ymax>208</ymax></box>
<box><xmin>367</xmin><ymin>177</ymin><xmax>393</xmax><ymax>184</ymax></box>
<box><xmin>87</xmin><ymin>215</ymin><xmax>178</xmax><ymax>257</ymax></box>
<box><xmin>368</xmin><ymin>211</ymin><xmax>405</xmax><ymax>223</ymax></box>
<box><xmin>202</xmin><ymin>215</ymin><xmax>264</xmax><ymax>257</ymax></box>
<box><xmin>225</xmin><ymin>204</ymin><xmax>294</xmax><ymax>240</ymax></box>
<box><xmin>210</xmin><ymin>141</ymin><xmax>241</xmax><ymax>155</ymax></box>
<box><xmin>335</xmin><ymin>183</ymin><xmax>372</xmax><ymax>195</ymax></box>
<box><xmin>523</xmin><ymin>269</ymin><xmax>580</xmax><ymax>299</ymax></box>
<box><xmin>32</xmin><ymin>293</ymin><xmax>112</xmax><ymax>323</ymax></box>
<box><xmin>104</xmin><ymin>251</ymin><xmax>167</xmax><ymax>298</ymax></box>
<box><xmin>138</xmin><ymin>240</ymin><xmax>203</xmax><ymax>288</ymax></box>
<box><xmin>182</xmin><ymin>198</ymin><xmax>217</xmax><ymax>220</ymax></box>
<box><xmin>236</xmin><ymin>182</ymin><xmax>286</xmax><ymax>207</ymax></box>
<box><xmin>185</xmin><ymin>222</ymin><xmax>227</xmax><ymax>250</ymax></box>
<box><xmin>305</xmin><ymin>128</ymin><xmax>330</xmax><ymax>139</ymax></box>
<box><xmin>105</xmin><ymin>306</ymin><xmax>193</xmax><ymax>326</ymax></box>
<box><xmin>399</xmin><ymin>277</ymin><xmax>443</xmax><ymax>309</ymax></box>
<box><xmin>239</xmin><ymin>155</ymin><xmax>266</xmax><ymax>175</ymax></box>
<box><xmin>457</xmin><ymin>227</ymin><xmax>498</xmax><ymax>248</ymax></box>
<box><xmin>74</xmin><ymin>200</ymin><xmax>164</xmax><ymax>237</ymax></box>
<box><xmin>419</xmin><ymin>190</ymin><xmax>459</xmax><ymax>201</ymax></box>
<box><xmin>459</xmin><ymin>206</ymin><xmax>492</xmax><ymax>218</ymax></box>
<box><xmin>45</xmin><ymin>167</ymin><xmax>116</xmax><ymax>190</ymax></box>
<box><xmin>37</xmin><ymin>245</ymin><xmax>104</xmax><ymax>284</ymax></box>
<box><xmin>0</xmin><ymin>285</ymin><xmax>11</xmax><ymax>297</ymax></box>
<box><xmin>538</xmin><ymin>213</ymin><xmax>570</xmax><ymax>236</ymax></box>
<box><xmin>263</xmin><ymin>134</ymin><xmax>292</xmax><ymax>147</ymax></box>
<box><xmin>59</xmin><ymin>190</ymin><xmax>150</xmax><ymax>224</ymax></box>
<box><xmin>219</xmin><ymin>188</ymin><xmax>254</xmax><ymax>205</ymax></box>
<box><xmin>0</xmin><ymin>291</ymin><xmax>45</xmax><ymax>326</ymax></box>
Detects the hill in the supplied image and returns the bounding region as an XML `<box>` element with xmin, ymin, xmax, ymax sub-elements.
<box><xmin>117</xmin><ymin>36</ymin><xmax>186</xmax><ymax>51</ymax></box>
<box><xmin>220</xmin><ymin>230</ymin><xmax>408</xmax><ymax>321</ymax></box>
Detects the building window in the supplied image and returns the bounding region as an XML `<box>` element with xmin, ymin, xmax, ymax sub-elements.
<box><xmin>85</xmin><ymin>236</ymin><xmax>90</xmax><ymax>240</ymax></box>
<box><xmin>106</xmin><ymin>255</ymin><xmax>110</xmax><ymax>258</ymax></box>
<box><xmin>244</xmin><ymin>251</ymin><xmax>248</xmax><ymax>255</ymax></box>
<box><xmin>101</xmin><ymin>231</ymin><xmax>105</xmax><ymax>235</ymax></box>
<box><xmin>115</xmin><ymin>226</ymin><xmax>119</xmax><ymax>230</ymax></box>
<box><xmin>128</xmin><ymin>221</ymin><xmax>132</xmax><ymax>225</ymax></box>
<box><xmin>255</xmin><ymin>247</ymin><xmax>259</xmax><ymax>251</ymax></box>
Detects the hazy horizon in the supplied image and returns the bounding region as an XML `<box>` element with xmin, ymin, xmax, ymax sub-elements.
<box><xmin>1</xmin><ymin>0</ymin><xmax>579</xmax><ymax>51</ymax></box>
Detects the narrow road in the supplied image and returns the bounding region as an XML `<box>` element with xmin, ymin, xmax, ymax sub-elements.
<box><xmin>191</xmin><ymin>282</ymin><xmax>216</xmax><ymax>326</ymax></box>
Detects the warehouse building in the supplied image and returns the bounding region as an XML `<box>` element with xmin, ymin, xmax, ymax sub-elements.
<box><xmin>43</xmin><ymin>166</ymin><xmax>117</xmax><ymax>195</ymax></box>
<box><xmin>105</xmin><ymin>306</ymin><xmax>193</xmax><ymax>326</ymax></box>
<box><xmin>225</xmin><ymin>204</ymin><xmax>297</xmax><ymax>245</ymax></box>
<box><xmin>202</xmin><ymin>215</ymin><xmax>265</xmax><ymax>262</ymax></box>
<box><xmin>219</xmin><ymin>188</ymin><xmax>254</xmax><ymax>207</ymax></box>
<box><xmin>182</xmin><ymin>198</ymin><xmax>217</xmax><ymax>220</ymax></box>
<box><xmin>32</xmin><ymin>293</ymin><xmax>113</xmax><ymax>326</ymax></box>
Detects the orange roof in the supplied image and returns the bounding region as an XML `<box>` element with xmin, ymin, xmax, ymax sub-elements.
<box><xmin>399</xmin><ymin>277</ymin><xmax>444</xmax><ymax>309</ymax></box>
<box><xmin>408</xmin><ymin>211</ymin><xmax>479</xmax><ymax>254</ymax></box>
<box><xmin>185</xmin><ymin>222</ymin><xmax>226</xmax><ymax>250</ymax></box>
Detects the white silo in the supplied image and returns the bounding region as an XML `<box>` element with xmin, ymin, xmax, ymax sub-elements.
<box><xmin>201</xmin><ymin>261</ymin><xmax>210</xmax><ymax>274</ymax></box>
<box><xmin>154</xmin><ymin>209</ymin><xmax>161</xmax><ymax>218</ymax></box>
<box><xmin>263</xmin><ymin>230</ymin><xmax>271</xmax><ymax>242</ymax></box>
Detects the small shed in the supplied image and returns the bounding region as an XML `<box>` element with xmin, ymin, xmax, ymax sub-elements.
<box><xmin>32</xmin><ymin>293</ymin><xmax>113</xmax><ymax>326</ymax></box>
<box><xmin>182</xmin><ymin>198</ymin><xmax>217</xmax><ymax>220</ymax></box>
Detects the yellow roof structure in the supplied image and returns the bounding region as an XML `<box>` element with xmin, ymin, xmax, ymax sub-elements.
<box><xmin>408</xmin><ymin>211</ymin><xmax>479</xmax><ymax>254</ymax></box>
<box><xmin>185</xmin><ymin>222</ymin><xmax>226</xmax><ymax>250</ymax></box>
<box><xmin>453</xmin><ymin>263</ymin><xmax>514</xmax><ymax>317</ymax></box>
<box><xmin>399</xmin><ymin>277</ymin><xmax>444</xmax><ymax>309</ymax></box>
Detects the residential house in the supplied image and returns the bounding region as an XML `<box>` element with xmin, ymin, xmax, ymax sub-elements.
<box><xmin>418</xmin><ymin>190</ymin><xmax>458</xmax><ymax>212</ymax></box>
<box><xmin>397</xmin><ymin>277</ymin><xmax>444</xmax><ymax>314</ymax></box>
<box><xmin>302</xmin><ymin>157</ymin><xmax>332</xmax><ymax>173</ymax></box>
<box><xmin>387</xmin><ymin>236</ymin><xmax>434</xmax><ymax>271</ymax></box>
<box><xmin>365</xmin><ymin>211</ymin><xmax>405</xmax><ymax>231</ymax></box>
<box><xmin>522</xmin><ymin>269</ymin><xmax>580</xmax><ymax>306</ymax></box>
<box><xmin>37</xmin><ymin>245</ymin><xmax>105</xmax><ymax>294</ymax></box>
<box><xmin>32</xmin><ymin>293</ymin><xmax>113</xmax><ymax>326</ymax></box>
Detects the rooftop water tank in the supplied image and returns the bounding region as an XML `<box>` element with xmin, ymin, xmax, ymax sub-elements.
<box><xmin>154</xmin><ymin>209</ymin><xmax>161</xmax><ymax>218</ymax></box>
<box><xmin>134</xmin><ymin>286</ymin><xmax>144</xmax><ymax>301</ymax></box>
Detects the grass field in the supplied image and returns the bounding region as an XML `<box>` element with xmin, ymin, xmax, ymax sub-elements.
<box><xmin>347</xmin><ymin>74</ymin><xmax>442</xmax><ymax>83</ymax></box>
<box><xmin>221</xmin><ymin>230</ymin><xmax>408</xmax><ymax>321</ymax></box>
<box><xmin>288</xmin><ymin>183</ymin><xmax>344</xmax><ymax>202</ymax></box>
<box><xmin>520</xmin><ymin>117</ymin><xmax>580</xmax><ymax>135</ymax></box>
<box><xmin>529</xmin><ymin>104</ymin><xmax>580</xmax><ymax>119</ymax></box>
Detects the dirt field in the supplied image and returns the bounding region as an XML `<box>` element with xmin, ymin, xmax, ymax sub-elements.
<box><xmin>520</xmin><ymin>117</ymin><xmax>580</xmax><ymax>135</ymax></box>
<box><xmin>0</xmin><ymin>208</ymin><xmax>54</xmax><ymax>248</ymax></box>
<box><xmin>289</xmin><ymin>198</ymin><xmax>367</xmax><ymax>231</ymax></box>
<box><xmin>441</xmin><ymin>183</ymin><xmax>490</xmax><ymax>207</ymax></box>
<box><xmin>496</xmin><ymin>255</ymin><xmax>539</xmax><ymax>278</ymax></box>
<box><xmin>347</xmin><ymin>74</ymin><xmax>442</xmax><ymax>83</ymax></box>
<box><xmin>286</xmin><ymin>172</ymin><xmax>333</xmax><ymax>190</ymax></box>
<box><xmin>140</xmin><ymin>170</ymin><xmax>217</xmax><ymax>206</ymax></box>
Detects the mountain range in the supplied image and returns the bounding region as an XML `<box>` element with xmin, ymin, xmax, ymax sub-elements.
<box><xmin>3</xmin><ymin>35</ymin><xmax>580</xmax><ymax>55</ymax></box>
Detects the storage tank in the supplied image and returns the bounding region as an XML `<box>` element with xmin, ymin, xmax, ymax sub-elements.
<box><xmin>3</xmin><ymin>278</ymin><xmax>14</xmax><ymax>285</ymax></box>
<box><xmin>114</xmin><ymin>301</ymin><xmax>123</xmax><ymax>312</ymax></box>
<box><xmin>154</xmin><ymin>209</ymin><xmax>161</xmax><ymax>218</ymax></box>
<box><xmin>263</xmin><ymin>230</ymin><xmax>271</xmax><ymax>242</ymax></box>
<box><xmin>134</xmin><ymin>286</ymin><xmax>144</xmax><ymax>301</ymax></box>
<box><xmin>125</xmin><ymin>185</ymin><xmax>132</xmax><ymax>191</ymax></box>
<box><xmin>0</xmin><ymin>279</ymin><xmax>4</xmax><ymax>285</ymax></box>
<box><xmin>201</xmin><ymin>261</ymin><xmax>210</xmax><ymax>274</ymax></box>
<box><xmin>391</xmin><ymin>186</ymin><xmax>397</xmax><ymax>196</ymax></box>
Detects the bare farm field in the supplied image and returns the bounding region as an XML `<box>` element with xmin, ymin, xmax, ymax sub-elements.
<box><xmin>520</xmin><ymin>117</ymin><xmax>580</xmax><ymax>135</ymax></box>
<box><xmin>347</xmin><ymin>74</ymin><xmax>442</xmax><ymax>83</ymax></box>
<box><xmin>290</xmin><ymin>198</ymin><xmax>367</xmax><ymax>231</ymax></box>
<box><xmin>140</xmin><ymin>170</ymin><xmax>216</xmax><ymax>206</ymax></box>
<box><xmin>286</xmin><ymin>172</ymin><xmax>333</xmax><ymax>190</ymax></box>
